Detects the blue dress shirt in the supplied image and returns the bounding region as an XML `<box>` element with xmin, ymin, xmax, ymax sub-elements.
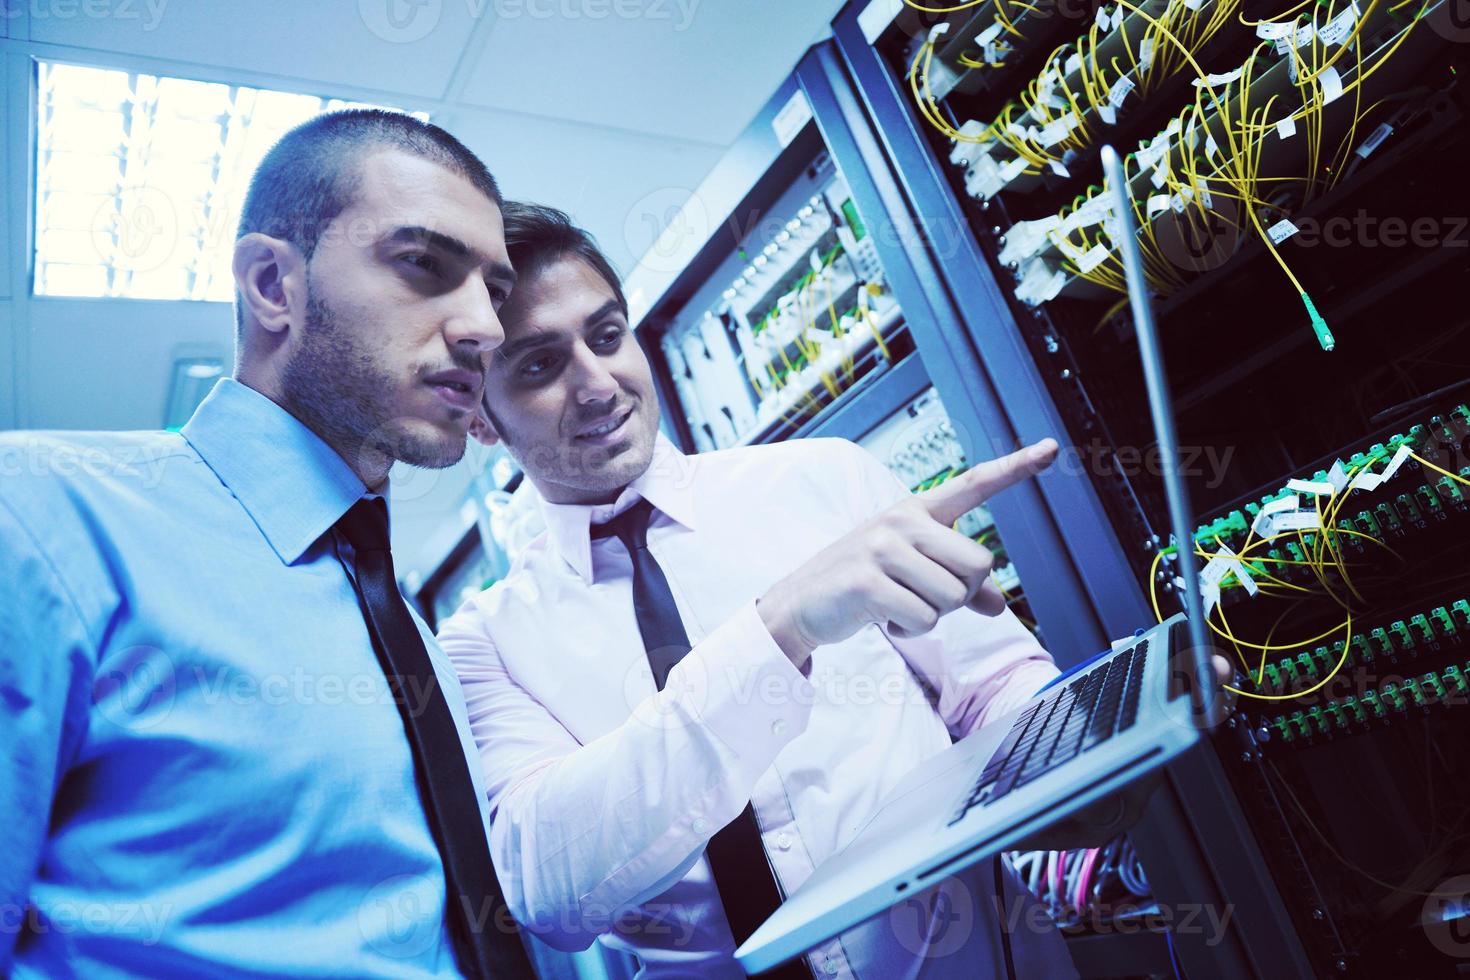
<box><xmin>0</xmin><ymin>378</ymin><xmax>498</xmax><ymax>978</ymax></box>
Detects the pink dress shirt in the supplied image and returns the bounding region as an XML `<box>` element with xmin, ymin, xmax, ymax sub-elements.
<box><xmin>438</xmin><ymin>434</ymin><xmax>1077</xmax><ymax>978</ymax></box>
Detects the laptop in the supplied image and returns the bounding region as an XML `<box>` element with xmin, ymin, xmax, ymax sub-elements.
<box><xmin>735</xmin><ymin>145</ymin><xmax>1223</xmax><ymax>976</ymax></box>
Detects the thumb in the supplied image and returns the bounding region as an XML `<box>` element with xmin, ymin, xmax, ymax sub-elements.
<box><xmin>918</xmin><ymin>439</ymin><xmax>1059</xmax><ymax>527</ymax></box>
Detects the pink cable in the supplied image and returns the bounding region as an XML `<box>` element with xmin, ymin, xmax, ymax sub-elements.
<box><xmin>1073</xmin><ymin>847</ymin><xmax>1102</xmax><ymax>911</ymax></box>
<box><xmin>1050</xmin><ymin>850</ymin><xmax>1067</xmax><ymax>901</ymax></box>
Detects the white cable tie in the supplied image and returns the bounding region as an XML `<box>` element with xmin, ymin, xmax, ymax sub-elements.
<box><xmin>1286</xmin><ymin>478</ymin><xmax>1336</xmax><ymax>496</ymax></box>
<box><xmin>1277</xmin><ymin>115</ymin><xmax>1297</xmax><ymax>140</ymax></box>
<box><xmin>1320</xmin><ymin>66</ymin><xmax>1344</xmax><ymax>105</ymax></box>
<box><xmin>1271</xmin><ymin>511</ymin><xmax>1322</xmax><ymax>533</ymax></box>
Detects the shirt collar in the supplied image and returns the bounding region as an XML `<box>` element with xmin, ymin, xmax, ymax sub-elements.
<box><xmin>182</xmin><ymin>378</ymin><xmax>372</xmax><ymax>565</ymax></box>
<box><xmin>537</xmin><ymin>432</ymin><xmax>698</xmax><ymax>584</ymax></box>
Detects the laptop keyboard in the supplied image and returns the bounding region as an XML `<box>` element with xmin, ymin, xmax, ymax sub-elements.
<box><xmin>948</xmin><ymin>638</ymin><xmax>1150</xmax><ymax>826</ymax></box>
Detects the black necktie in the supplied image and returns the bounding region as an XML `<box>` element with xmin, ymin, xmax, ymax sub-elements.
<box><xmin>337</xmin><ymin>498</ymin><xmax>532</xmax><ymax>980</ymax></box>
<box><xmin>594</xmin><ymin>500</ymin><xmax>813</xmax><ymax>979</ymax></box>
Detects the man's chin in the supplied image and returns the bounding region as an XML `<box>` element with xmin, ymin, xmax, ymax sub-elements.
<box><xmin>390</xmin><ymin>422</ymin><xmax>470</xmax><ymax>470</ymax></box>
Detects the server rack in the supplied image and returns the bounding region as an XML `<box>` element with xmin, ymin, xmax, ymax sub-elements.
<box><xmin>830</xmin><ymin>1</ymin><xmax>1470</xmax><ymax>976</ymax></box>
<box><xmin>626</xmin><ymin>43</ymin><xmax>1132</xmax><ymax>665</ymax></box>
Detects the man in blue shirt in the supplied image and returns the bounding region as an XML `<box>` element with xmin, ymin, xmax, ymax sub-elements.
<box><xmin>0</xmin><ymin>111</ymin><xmax>527</xmax><ymax>977</ymax></box>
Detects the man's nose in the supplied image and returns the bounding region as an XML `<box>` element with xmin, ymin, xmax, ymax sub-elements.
<box><xmin>444</xmin><ymin>278</ymin><xmax>504</xmax><ymax>361</ymax></box>
<box><xmin>571</xmin><ymin>347</ymin><xmax>619</xmax><ymax>404</ymax></box>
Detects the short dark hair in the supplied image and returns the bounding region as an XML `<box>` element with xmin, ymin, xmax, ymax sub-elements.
<box><xmin>500</xmin><ymin>202</ymin><xmax>627</xmax><ymax>316</ymax></box>
<box><xmin>234</xmin><ymin>109</ymin><xmax>502</xmax><ymax>334</ymax></box>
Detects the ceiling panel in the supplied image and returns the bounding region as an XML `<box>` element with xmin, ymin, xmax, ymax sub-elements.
<box><xmin>450</xmin><ymin>107</ymin><xmax>723</xmax><ymax>276</ymax></box>
<box><xmin>27</xmin><ymin>0</ymin><xmax>484</xmax><ymax>101</ymax></box>
<box><xmin>457</xmin><ymin>0</ymin><xmax>842</xmax><ymax>144</ymax></box>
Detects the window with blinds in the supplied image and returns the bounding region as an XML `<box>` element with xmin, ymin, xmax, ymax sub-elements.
<box><xmin>32</xmin><ymin>61</ymin><xmax>426</xmax><ymax>301</ymax></box>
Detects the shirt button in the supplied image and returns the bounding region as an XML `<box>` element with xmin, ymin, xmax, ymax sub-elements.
<box><xmin>771</xmin><ymin>719</ymin><xmax>789</xmax><ymax>736</ymax></box>
<box><xmin>692</xmin><ymin>818</ymin><xmax>709</xmax><ymax>835</ymax></box>
<box><xmin>823</xmin><ymin>955</ymin><xmax>840</xmax><ymax>975</ymax></box>
<box><xmin>776</xmin><ymin>832</ymin><xmax>793</xmax><ymax>851</ymax></box>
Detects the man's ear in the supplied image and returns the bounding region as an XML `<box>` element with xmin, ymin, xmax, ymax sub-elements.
<box><xmin>233</xmin><ymin>232</ymin><xmax>307</xmax><ymax>337</ymax></box>
<box><xmin>469</xmin><ymin>403</ymin><xmax>502</xmax><ymax>448</ymax></box>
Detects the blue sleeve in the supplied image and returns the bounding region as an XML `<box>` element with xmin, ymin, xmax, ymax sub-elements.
<box><xmin>0</xmin><ymin>495</ymin><xmax>95</xmax><ymax>971</ymax></box>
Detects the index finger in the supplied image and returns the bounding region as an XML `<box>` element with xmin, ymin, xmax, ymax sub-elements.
<box><xmin>917</xmin><ymin>438</ymin><xmax>1060</xmax><ymax>527</ymax></box>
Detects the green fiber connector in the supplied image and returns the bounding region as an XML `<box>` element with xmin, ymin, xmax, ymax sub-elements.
<box><xmin>1454</xmin><ymin>405</ymin><xmax>1470</xmax><ymax>428</ymax></box>
<box><xmin>1325</xmin><ymin>701</ymin><xmax>1346</xmax><ymax>730</ymax></box>
<box><xmin>1307</xmin><ymin>706</ymin><xmax>1329</xmax><ymax>734</ymax></box>
<box><xmin>1409</xmin><ymin>614</ymin><xmax>1434</xmax><ymax>645</ymax></box>
<box><xmin>1438</xmin><ymin>478</ymin><xmax>1465</xmax><ymax>505</ymax></box>
<box><xmin>1390</xmin><ymin>621</ymin><xmax>1413</xmax><ymax>653</ymax></box>
<box><xmin>1371</xmin><ymin>627</ymin><xmax>1393</xmax><ymax>657</ymax></box>
<box><xmin>1375</xmin><ymin>503</ymin><xmax>1401</xmax><ymax>532</ymax></box>
<box><xmin>1301</xmin><ymin>292</ymin><xmax>1334</xmax><ymax>351</ymax></box>
<box><xmin>1282</xmin><ymin>657</ymin><xmax>1301</xmax><ymax>682</ymax></box>
<box><xmin>1453</xmin><ymin>600</ymin><xmax>1470</xmax><ymax>631</ymax></box>
<box><xmin>1383</xmin><ymin>683</ymin><xmax>1407</xmax><ymax>713</ymax></box>
<box><xmin>1288</xmin><ymin>710</ymin><xmax>1309</xmax><ymax>737</ymax></box>
<box><xmin>1356</xmin><ymin>510</ymin><xmax>1381</xmax><ymax>537</ymax></box>
<box><xmin>1395</xmin><ymin>494</ymin><xmax>1422</xmax><ymax>524</ymax></box>
<box><xmin>1362</xmin><ymin>690</ymin><xmax>1385</xmax><ymax>718</ymax></box>
<box><xmin>1403</xmin><ymin>677</ymin><xmax>1424</xmax><ymax>707</ymax></box>
<box><xmin>1271</xmin><ymin>715</ymin><xmax>1293</xmax><ymax>741</ymax></box>
<box><xmin>1352</xmin><ymin>632</ymin><xmax>1374</xmax><ymax>664</ymax></box>
<box><xmin>1263</xmin><ymin>663</ymin><xmax>1283</xmax><ymax>691</ymax></box>
<box><xmin>1343</xmin><ymin>695</ymin><xmax>1365</xmax><ymax>724</ymax></box>
<box><xmin>1430</xmin><ymin>605</ymin><xmax>1454</xmax><ymax>637</ymax></box>
<box><xmin>1422</xmin><ymin>672</ymin><xmax>1446</xmax><ymax>702</ymax></box>
<box><xmin>1444</xmin><ymin>666</ymin><xmax>1466</xmax><ymax>696</ymax></box>
<box><xmin>1296</xmin><ymin>652</ymin><xmax>1318</xmax><ymax>680</ymax></box>
<box><xmin>1417</xmin><ymin>485</ymin><xmax>1443</xmax><ymax>514</ymax></box>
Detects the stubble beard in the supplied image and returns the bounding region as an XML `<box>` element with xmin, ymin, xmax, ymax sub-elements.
<box><xmin>280</xmin><ymin>284</ymin><xmax>468</xmax><ymax>479</ymax></box>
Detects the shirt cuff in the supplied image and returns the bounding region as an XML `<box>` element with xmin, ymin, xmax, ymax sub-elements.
<box><xmin>674</xmin><ymin>600</ymin><xmax>815</xmax><ymax>777</ymax></box>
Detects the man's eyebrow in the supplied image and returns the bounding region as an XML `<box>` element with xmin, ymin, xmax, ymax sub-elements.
<box><xmin>584</xmin><ymin>299</ymin><xmax>627</xmax><ymax>327</ymax></box>
<box><xmin>386</xmin><ymin>225</ymin><xmax>516</xmax><ymax>286</ymax></box>
<box><xmin>497</xmin><ymin>331</ymin><xmax>565</xmax><ymax>361</ymax></box>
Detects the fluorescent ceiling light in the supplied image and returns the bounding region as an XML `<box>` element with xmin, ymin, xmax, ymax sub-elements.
<box><xmin>33</xmin><ymin>61</ymin><xmax>428</xmax><ymax>302</ymax></box>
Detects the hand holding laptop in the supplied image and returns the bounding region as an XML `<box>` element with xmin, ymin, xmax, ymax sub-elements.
<box><xmin>758</xmin><ymin>439</ymin><xmax>1061</xmax><ymax>669</ymax></box>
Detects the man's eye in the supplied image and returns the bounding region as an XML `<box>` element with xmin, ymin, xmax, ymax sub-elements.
<box><xmin>521</xmin><ymin>355</ymin><xmax>558</xmax><ymax>378</ymax></box>
<box><xmin>488</xmin><ymin>283</ymin><xmax>510</xmax><ymax>306</ymax></box>
<box><xmin>403</xmin><ymin>253</ymin><xmax>439</xmax><ymax>275</ymax></box>
<box><xmin>594</xmin><ymin>326</ymin><xmax>624</xmax><ymax>348</ymax></box>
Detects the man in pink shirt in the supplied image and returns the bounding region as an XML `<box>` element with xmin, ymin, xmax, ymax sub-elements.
<box><xmin>438</xmin><ymin>203</ymin><xmax>1112</xmax><ymax>978</ymax></box>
